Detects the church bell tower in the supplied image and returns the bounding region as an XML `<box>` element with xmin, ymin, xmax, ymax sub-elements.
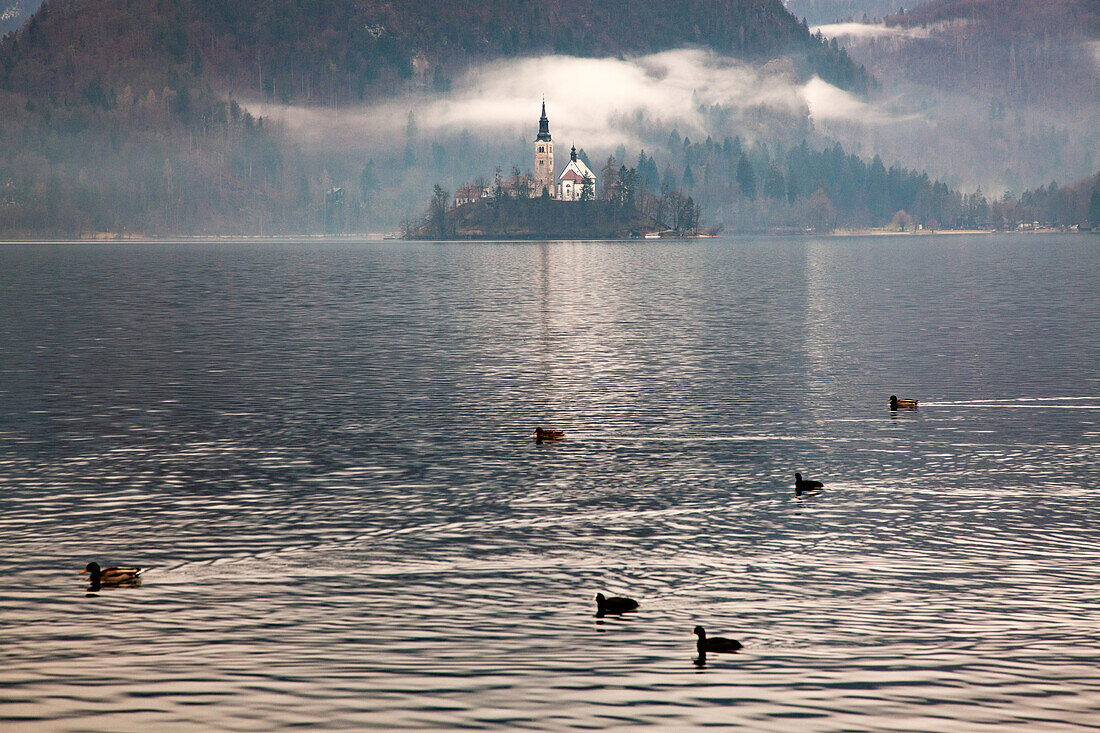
<box><xmin>534</xmin><ymin>100</ymin><xmax>555</xmax><ymax>198</ymax></box>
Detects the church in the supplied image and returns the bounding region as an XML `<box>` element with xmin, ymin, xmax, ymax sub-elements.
<box><xmin>453</xmin><ymin>101</ymin><xmax>596</xmax><ymax>208</ymax></box>
<box><xmin>534</xmin><ymin>101</ymin><xmax>596</xmax><ymax>201</ymax></box>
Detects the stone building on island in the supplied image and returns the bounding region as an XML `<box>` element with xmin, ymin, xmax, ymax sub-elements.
<box><xmin>558</xmin><ymin>144</ymin><xmax>596</xmax><ymax>202</ymax></box>
<box><xmin>455</xmin><ymin>101</ymin><xmax>596</xmax><ymax>206</ymax></box>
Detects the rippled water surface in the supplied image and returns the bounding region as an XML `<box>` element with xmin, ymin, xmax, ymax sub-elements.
<box><xmin>1</xmin><ymin>235</ymin><xmax>1098</xmax><ymax>731</ymax></box>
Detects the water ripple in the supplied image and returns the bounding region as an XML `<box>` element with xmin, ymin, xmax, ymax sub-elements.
<box><xmin>0</xmin><ymin>236</ymin><xmax>1098</xmax><ymax>729</ymax></box>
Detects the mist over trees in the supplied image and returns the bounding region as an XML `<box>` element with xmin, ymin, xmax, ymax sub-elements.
<box><xmin>882</xmin><ymin>0</ymin><xmax>1100</xmax><ymax>106</ymax></box>
<box><xmin>631</xmin><ymin>136</ymin><xmax>982</xmax><ymax>231</ymax></box>
<box><xmin>0</xmin><ymin>0</ymin><xmax>880</xmax><ymax>235</ymax></box>
<box><xmin>812</xmin><ymin>0</ymin><xmax>1100</xmax><ymax>193</ymax></box>
<box><xmin>0</xmin><ymin>86</ymin><xmax>302</xmax><ymax>235</ymax></box>
<box><xmin>0</xmin><ymin>0</ymin><xmax>1095</xmax><ymax>236</ymax></box>
<box><xmin>4</xmin><ymin>63</ymin><xmax>1096</xmax><ymax>237</ymax></box>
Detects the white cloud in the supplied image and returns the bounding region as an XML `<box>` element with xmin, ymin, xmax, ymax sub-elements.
<box><xmin>800</xmin><ymin>76</ymin><xmax>911</xmax><ymax>124</ymax></box>
<box><xmin>811</xmin><ymin>22</ymin><xmax>931</xmax><ymax>41</ymax></box>
<box><xmin>248</xmin><ymin>49</ymin><xmax>909</xmax><ymax>150</ymax></box>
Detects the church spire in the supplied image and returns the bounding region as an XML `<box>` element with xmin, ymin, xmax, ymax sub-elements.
<box><xmin>570</xmin><ymin>144</ymin><xmax>577</xmax><ymax>162</ymax></box>
<box><xmin>536</xmin><ymin>99</ymin><xmax>551</xmax><ymax>142</ymax></box>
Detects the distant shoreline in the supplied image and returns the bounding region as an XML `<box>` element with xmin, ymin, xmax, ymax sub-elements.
<box><xmin>828</xmin><ymin>227</ymin><xmax>1094</xmax><ymax>236</ymax></box>
<box><xmin>0</xmin><ymin>228</ymin><xmax>1093</xmax><ymax>244</ymax></box>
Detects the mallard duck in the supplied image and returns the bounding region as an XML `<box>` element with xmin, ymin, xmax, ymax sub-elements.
<box><xmin>81</xmin><ymin>562</ymin><xmax>142</xmax><ymax>586</ymax></box>
<box><xmin>694</xmin><ymin>625</ymin><xmax>742</xmax><ymax>653</ymax></box>
<box><xmin>595</xmin><ymin>592</ymin><xmax>639</xmax><ymax>616</ymax></box>
<box><xmin>534</xmin><ymin>427</ymin><xmax>565</xmax><ymax>442</ymax></box>
<box><xmin>795</xmin><ymin>472</ymin><xmax>824</xmax><ymax>496</ymax></box>
<box><xmin>889</xmin><ymin>395</ymin><xmax>919</xmax><ymax>410</ymax></box>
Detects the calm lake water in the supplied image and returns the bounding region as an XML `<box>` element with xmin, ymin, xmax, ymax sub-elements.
<box><xmin>1</xmin><ymin>234</ymin><xmax>1098</xmax><ymax>731</ymax></box>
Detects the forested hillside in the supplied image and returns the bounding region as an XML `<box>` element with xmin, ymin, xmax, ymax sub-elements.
<box><xmin>882</xmin><ymin>0</ymin><xmax>1100</xmax><ymax>105</ymax></box>
<box><xmin>784</xmin><ymin>0</ymin><xmax>903</xmax><ymax>24</ymax></box>
<box><xmin>1</xmin><ymin>0</ymin><xmax>871</xmax><ymax>106</ymax></box>
<box><xmin>807</xmin><ymin>0</ymin><xmax>1100</xmax><ymax>197</ymax></box>
<box><xmin>627</xmin><ymin>137</ymin><xmax>990</xmax><ymax>232</ymax></box>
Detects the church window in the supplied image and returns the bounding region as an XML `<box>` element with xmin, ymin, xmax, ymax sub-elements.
<box><xmin>538</xmin><ymin>146</ymin><xmax>544</xmax><ymax>153</ymax></box>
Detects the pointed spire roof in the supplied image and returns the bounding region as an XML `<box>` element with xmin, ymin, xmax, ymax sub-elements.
<box><xmin>536</xmin><ymin>99</ymin><xmax>551</xmax><ymax>142</ymax></box>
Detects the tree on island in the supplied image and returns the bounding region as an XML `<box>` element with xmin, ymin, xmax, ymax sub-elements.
<box><xmin>419</xmin><ymin>158</ymin><xmax>707</xmax><ymax>239</ymax></box>
<box><xmin>580</xmin><ymin>176</ymin><xmax>595</xmax><ymax>202</ymax></box>
<box><xmin>601</xmin><ymin>157</ymin><xmax>619</xmax><ymax>199</ymax></box>
<box><xmin>613</xmin><ymin>166</ymin><xmax>638</xmax><ymax>209</ymax></box>
<box><xmin>512</xmin><ymin>166</ymin><xmax>532</xmax><ymax>199</ymax></box>
<box><xmin>428</xmin><ymin>184</ymin><xmax>449</xmax><ymax>238</ymax></box>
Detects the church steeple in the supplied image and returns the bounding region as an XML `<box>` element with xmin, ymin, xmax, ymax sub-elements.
<box><xmin>536</xmin><ymin>99</ymin><xmax>551</xmax><ymax>142</ymax></box>
<box><xmin>570</xmin><ymin>144</ymin><xmax>577</xmax><ymax>162</ymax></box>
<box><xmin>534</xmin><ymin>99</ymin><xmax>555</xmax><ymax>198</ymax></box>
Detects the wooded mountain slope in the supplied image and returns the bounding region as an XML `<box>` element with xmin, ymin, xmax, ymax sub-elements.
<box><xmin>1</xmin><ymin>0</ymin><xmax>871</xmax><ymax>106</ymax></box>
<box><xmin>882</xmin><ymin>0</ymin><xmax>1100</xmax><ymax>104</ymax></box>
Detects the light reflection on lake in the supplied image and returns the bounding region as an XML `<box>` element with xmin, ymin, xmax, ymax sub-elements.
<box><xmin>0</xmin><ymin>234</ymin><xmax>1098</xmax><ymax>730</ymax></box>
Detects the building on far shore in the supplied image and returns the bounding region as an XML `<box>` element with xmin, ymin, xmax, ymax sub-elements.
<box><xmin>455</xmin><ymin>101</ymin><xmax>596</xmax><ymax>207</ymax></box>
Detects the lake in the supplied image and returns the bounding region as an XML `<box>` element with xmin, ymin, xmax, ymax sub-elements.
<box><xmin>1</xmin><ymin>234</ymin><xmax>1097</xmax><ymax>730</ymax></box>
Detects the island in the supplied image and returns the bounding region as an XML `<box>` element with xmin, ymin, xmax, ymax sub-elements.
<box><xmin>409</xmin><ymin>101</ymin><xmax>703</xmax><ymax>240</ymax></box>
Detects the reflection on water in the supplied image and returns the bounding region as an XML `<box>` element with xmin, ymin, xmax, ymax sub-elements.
<box><xmin>0</xmin><ymin>235</ymin><xmax>1098</xmax><ymax>730</ymax></box>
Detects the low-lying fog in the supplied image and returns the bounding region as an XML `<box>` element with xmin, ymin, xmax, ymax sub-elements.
<box><xmin>247</xmin><ymin>43</ymin><xmax>1097</xmax><ymax>224</ymax></box>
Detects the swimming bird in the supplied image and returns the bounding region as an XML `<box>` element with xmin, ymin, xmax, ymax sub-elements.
<box><xmin>889</xmin><ymin>395</ymin><xmax>919</xmax><ymax>410</ymax></box>
<box><xmin>534</xmin><ymin>427</ymin><xmax>565</xmax><ymax>442</ymax></box>
<box><xmin>794</xmin><ymin>472</ymin><xmax>824</xmax><ymax>496</ymax></box>
<box><xmin>81</xmin><ymin>562</ymin><xmax>142</xmax><ymax>586</ymax></box>
<box><xmin>694</xmin><ymin>625</ymin><xmax>742</xmax><ymax>653</ymax></box>
<box><xmin>595</xmin><ymin>592</ymin><xmax>639</xmax><ymax>616</ymax></box>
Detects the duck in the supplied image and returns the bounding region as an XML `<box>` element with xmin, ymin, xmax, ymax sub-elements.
<box><xmin>534</xmin><ymin>427</ymin><xmax>565</xmax><ymax>442</ymax></box>
<box><xmin>694</xmin><ymin>625</ymin><xmax>742</xmax><ymax>653</ymax></box>
<box><xmin>794</xmin><ymin>472</ymin><xmax>824</xmax><ymax>496</ymax></box>
<box><xmin>889</xmin><ymin>395</ymin><xmax>919</xmax><ymax>410</ymax></box>
<box><xmin>81</xmin><ymin>562</ymin><xmax>143</xmax><ymax>586</ymax></box>
<box><xmin>595</xmin><ymin>592</ymin><xmax>639</xmax><ymax>616</ymax></box>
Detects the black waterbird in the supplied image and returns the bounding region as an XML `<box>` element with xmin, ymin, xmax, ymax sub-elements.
<box><xmin>595</xmin><ymin>592</ymin><xmax>639</xmax><ymax>616</ymax></box>
<box><xmin>794</xmin><ymin>472</ymin><xmax>824</xmax><ymax>496</ymax></box>
<box><xmin>694</xmin><ymin>625</ymin><xmax>742</xmax><ymax>654</ymax></box>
